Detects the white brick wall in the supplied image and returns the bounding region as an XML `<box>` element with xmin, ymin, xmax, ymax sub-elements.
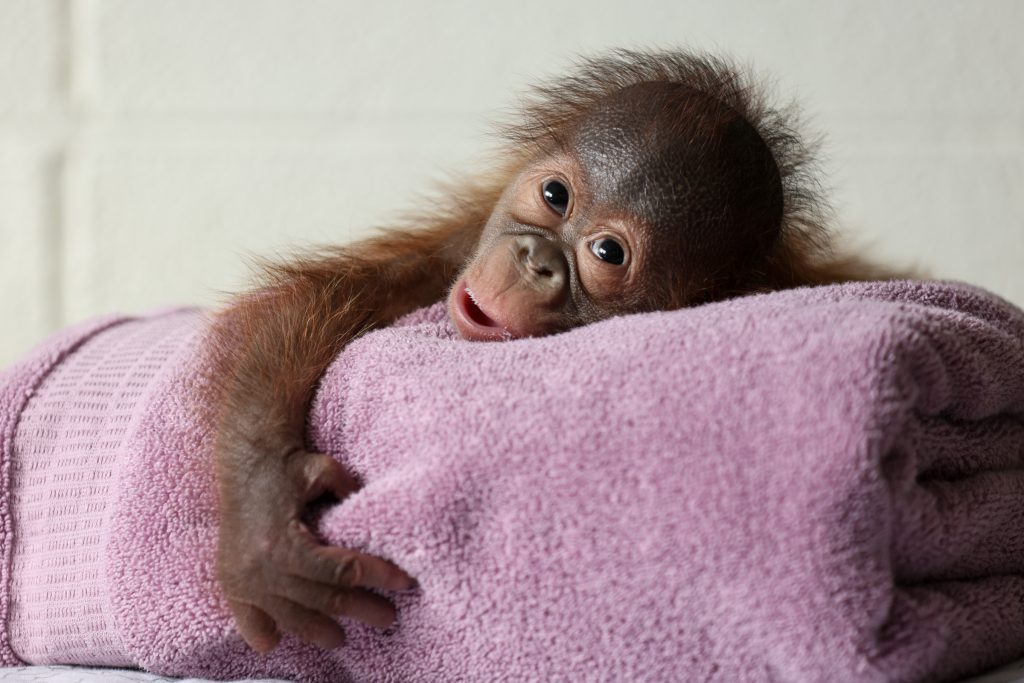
<box><xmin>2</xmin><ymin>0</ymin><xmax>1023</xmax><ymax>366</ymax></box>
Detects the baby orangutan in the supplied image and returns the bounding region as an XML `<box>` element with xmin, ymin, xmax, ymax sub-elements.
<box><xmin>212</xmin><ymin>49</ymin><xmax>879</xmax><ymax>652</ymax></box>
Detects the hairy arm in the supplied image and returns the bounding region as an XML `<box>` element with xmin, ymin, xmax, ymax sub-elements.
<box><xmin>211</xmin><ymin>219</ymin><xmax>481</xmax><ymax>652</ymax></box>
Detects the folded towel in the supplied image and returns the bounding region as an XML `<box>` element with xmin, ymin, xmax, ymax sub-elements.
<box><xmin>1</xmin><ymin>281</ymin><xmax>1023</xmax><ymax>683</ymax></box>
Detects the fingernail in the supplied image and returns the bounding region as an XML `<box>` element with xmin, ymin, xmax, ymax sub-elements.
<box><xmin>321</xmin><ymin>631</ymin><xmax>346</xmax><ymax>650</ymax></box>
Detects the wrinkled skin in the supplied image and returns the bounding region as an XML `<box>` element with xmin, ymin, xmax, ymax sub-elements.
<box><xmin>448</xmin><ymin>83</ymin><xmax>783</xmax><ymax>342</ymax></box>
<box><xmin>216</xmin><ymin>413</ymin><xmax>415</xmax><ymax>652</ymax></box>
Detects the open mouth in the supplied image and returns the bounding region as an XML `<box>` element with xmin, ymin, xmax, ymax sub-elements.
<box><xmin>463</xmin><ymin>285</ymin><xmax>499</xmax><ymax>327</ymax></box>
<box><xmin>451</xmin><ymin>279</ymin><xmax>512</xmax><ymax>341</ymax></box>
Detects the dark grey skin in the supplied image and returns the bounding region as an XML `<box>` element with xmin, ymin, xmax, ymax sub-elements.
<box><xmin>447</xmin><ymin>82</ymin><xmax>786</xmax><ymax>342</ymax></box>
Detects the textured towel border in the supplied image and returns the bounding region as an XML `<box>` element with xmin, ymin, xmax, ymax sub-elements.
<box><xmin>0</xmin><ymin>315</ymin><xmax>132</xmax><ymax>664</ymax></box>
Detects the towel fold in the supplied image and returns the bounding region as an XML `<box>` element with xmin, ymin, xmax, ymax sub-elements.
<box><xmin>1</xmin><ymin>281</ymin><xmax>1023</xmax><ymax>683</ymax></box>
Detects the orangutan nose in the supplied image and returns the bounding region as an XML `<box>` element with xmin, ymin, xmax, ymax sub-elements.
<box><xmin>513</xmin><ymin>234</ymin><xmax>568</xmax><ymax>293</ymax></box>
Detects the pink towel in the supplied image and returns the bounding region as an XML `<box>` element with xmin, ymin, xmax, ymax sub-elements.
<box><xmin>1</xmin><ymin>281</ymin><xmax>1023</xmax><ymax>682</ymax></box>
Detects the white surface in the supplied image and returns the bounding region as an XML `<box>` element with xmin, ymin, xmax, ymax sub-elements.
<box><xmin>0</xmin><ymin>667</ymin><xmax>283</xmax><ymax>683</ymax></box>
<box><xmin>968</xmin><ymin>658</ymin><xmax>1024</xmax><ymax>683</ymax></box>
<box><xmin>1</xmin><ymin>1</ymin><xmax>1023</xmax><ymax>366</ymax></box>
<box><xmin>0</xmin><ymin>667</ymin><xmax>289</xmax><ymax>683</ymax></box>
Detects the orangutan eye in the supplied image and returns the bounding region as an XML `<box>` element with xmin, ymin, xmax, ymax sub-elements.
<box><xmin>542</xmin><ymin>180</ymin><xmax>570</xmax><ymax>216</ymax></box>
<box><xmin>590</xmin><ymin>238</ymin><xmax>626</xmax><ymax>265</ymax></box>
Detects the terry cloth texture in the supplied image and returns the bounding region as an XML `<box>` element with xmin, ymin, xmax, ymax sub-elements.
<box><xmin>0</xmin><ymin>281</ymin><xmax>1023</xmax><ymax>683</ymax></box>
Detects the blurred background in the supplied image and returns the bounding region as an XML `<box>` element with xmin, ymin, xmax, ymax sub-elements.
<box><xmin>1</xmin><ymin>0</ymin><xmax>1022</xmax><ymax>366</ymax></box>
